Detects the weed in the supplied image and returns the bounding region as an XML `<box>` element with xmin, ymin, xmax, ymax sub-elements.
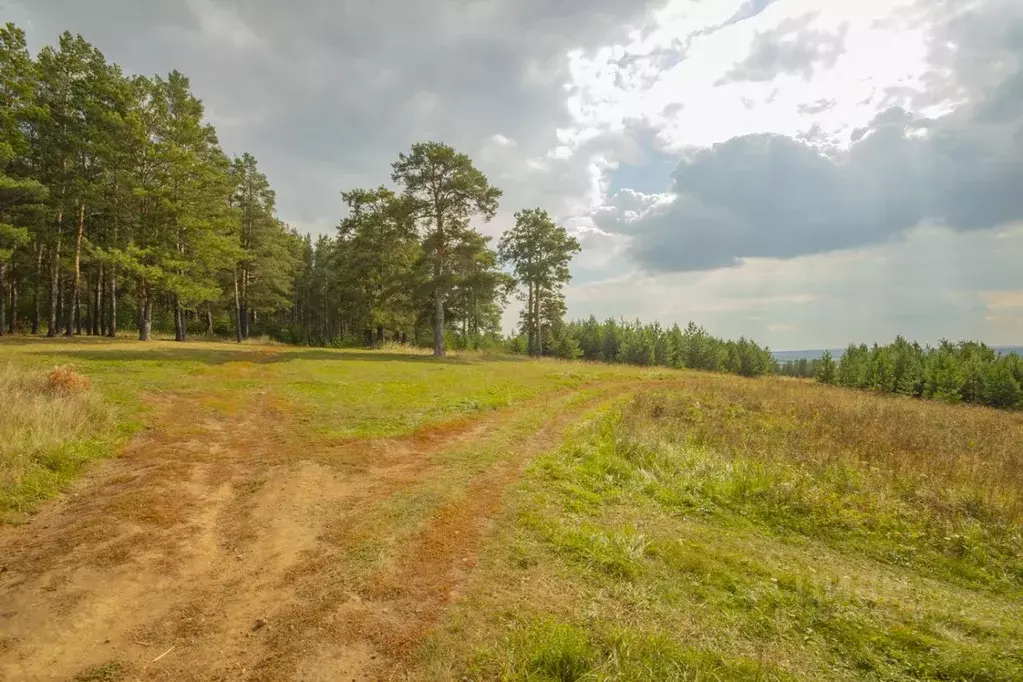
<box><xmin>72</xmin><ymin>661</ymin><xmax>126</xmax><ymax>681</ymax></box>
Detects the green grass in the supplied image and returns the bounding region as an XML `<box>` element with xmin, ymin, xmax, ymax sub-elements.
<box><xmin>0</xmin><ymin>336</ymin><xmax>654</xmax><ymax>520</ymax></box>
<box><xmin>72</xmin><ymin>661</ymin><xmax>126</xmax><ymax>682</ymax></box>
<box><xmin>423</xmin><ymin>378</ymin><xmax>1023</xmax><ymax>681</ymax></box>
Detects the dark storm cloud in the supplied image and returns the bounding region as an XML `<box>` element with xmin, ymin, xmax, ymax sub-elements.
<box><xmin>624</xmin><ymin>0</ymin><xmax>1023</xmax><ymax>273</ymax></box>
<box><xmin>720</xmin><ymin>12</ymin><xmax>847</xmax><ymax>83</ymax></box>
<box><xmin>14</xmin><ymin>0</ymin><xmax>665</xmax><ymax>231</ymax></box>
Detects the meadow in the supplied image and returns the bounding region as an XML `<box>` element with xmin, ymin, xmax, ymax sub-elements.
<box><xmin>0</xmin><ymin>337</ymin><xmax>1020</xmax><ymax>680</ymax></box>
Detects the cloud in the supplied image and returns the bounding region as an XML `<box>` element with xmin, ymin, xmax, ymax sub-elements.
<box><xmin>797</xmin><ymin>98</ymin><xmax>836</xmax><ymax>115</ymax></box>
<box><xmin>567</xmin><ymin>223</ymin><xmax>1023</xmax><ymax>348</ymax></box>
<box><xmin>982</xmin><ymin>291</ymin><xmax>1023</xmax><ymax>309</ymax></box>
<box><xmin>619</xmin><ymin>0</ymin><xmax>1023</xmax><ymax>273</ymax></box>
<box><xmin>725</xmin><ymin>0</ymin><xmax>780</xmax><ymax>28</ymax></box>
<box><xmin>15</xmin><ymin>0</ymin><xmax>665</xmax><ymax>235</ymax></box>
<box><xmin>185</xmin><ymin>0</ymin><xmax>261</xmax><ymax>49</ymax></box>
<box><xmin>591</xmin><ymin>188</ymin><xmax>670</xmax><ymax>234</ymax></box>
<box><xmin>721</xmin><ymin>12</ymin><xmax>848</xmax><ymax>83</ymax></box>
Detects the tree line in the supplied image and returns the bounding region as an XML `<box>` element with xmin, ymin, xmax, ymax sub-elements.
<box><xmin>810</xmin><ymin>339</ymin><xmax>1023</xmax><ymax>410</ymax></box>
<box><xmin>777</xmin><ymin>340</ymin><xmax>1023</xmax><ymax>410</ymax></box>
<box><xmin>0</xmin><ymin>22</ymin><xmax>775</xmax><ymax>376</ymax></box>
<box><xmin>0</xmin><ymin>23</ymin><xmax>582</xmax><ymax>357</ymax></box>
<box><xmin>507</xmin><ymin>317</ymin><xmax>776</xmax><ymax>377</ymax></box>
<box><xmin>0</xmin><ymin>24</ymin><xmax>303</xmax><ymax>344</ymax></box>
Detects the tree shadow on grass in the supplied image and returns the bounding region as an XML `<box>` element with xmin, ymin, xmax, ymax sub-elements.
<box><xmin>26</xmin><ymin>344</ymin><xmax>527</xmax><ymax>367</ymax></box>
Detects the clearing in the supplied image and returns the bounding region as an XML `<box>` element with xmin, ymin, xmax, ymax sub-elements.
<box><xmin>0</xmin><ymin>338</ymin><xmax>1021</xmax><ymax>681</ymax></box>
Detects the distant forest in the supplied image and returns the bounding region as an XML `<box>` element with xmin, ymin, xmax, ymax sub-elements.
<box><xmin>1</xmin><ymin>24</ymin><xmax>1019</xmax><ymax>409</ymax></box>
<box><xmin>779</xmin><ymin>339</ymin><xmax>1023</xmax><ymax>410</ymax></box>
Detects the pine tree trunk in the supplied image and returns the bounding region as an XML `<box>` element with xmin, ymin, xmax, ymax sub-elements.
<box><xmin>75</xmin><ymin>294</ymin><xmax>82</xmax><ymax>336</ymax></box>
<box><xmin>32</xmin><ymin>241</ymin><xmax>41</xmax><ymax>335</ymax></box>
<box><xmin>96</xmin><ymin>265</ymin><xmax>104</xmax><ymax>336</ymax></box>
<box><xmin>142</xmin><ymin>297</ymin><xmax>152</xmax><ymax>341</ymax></box>
<box><xmin>0</xmin><ymin>262</ymin><xmax>6</xmax><ymax>337</ymax></box>
<box><xmin>534</xmin><ymin>286</ymin><xmax>543</xmax><ymax>357</ymax></box>
<box><xmin>8</xmin><ymin>273</ymin><xmax>17</xmax><ymax>334</ymax></box>
<box><xmin>138</xmin><ymin>281</ymin><xmax>151</xmax><ymax>341</ymax></box>
<box><xmin>206</xmin><ymin>307</ymin><xmax>214</xmax><ymax>337</ymax></box>
<box><xmin>48</xmin><ymin>231</ymin><xmax>61</xmax><ymax>337</ymax></box>
<box><xmin>233</xmin><ymin>267</ymin><xmax>243</xmax><ymax>343</ymax></box>
<box><xmin>83</xmin><ymin>271</ymin><xmax>91</xmax><ymax>335</ymax></box>
<box><xmin>54</xmin><ymin>271</ymin><xmax>62</xmax><ymax>337</ymax></box>
<box><xmin>527</xmin><ymin>283</ymin><xmax>535</xmax><ymax>356</ymax></box>
<box><xmin>108</xmin><ymin>218</ymin><xmax>118</xmax><ymax>338</ymax></box>
<box><xmin>107</xmin><ymin>273</ymin><xmax>117</xmax><ymax>338</ymax></box>
<box><xmin>174</xmin><ymin>296</ymin><xmax>186</xmax><ymax>342</ymax></box>
<box><xmin>471</xmin><ymin>287</ymin><xmax>478</xmax><ymax>349</ymax></box>
<box><xmin>140</xmin><ymin>296</ymin><xmax>151</xmax><ymax>341</ymax></box>
<box><xmin>239</xmin><ymin>264</ymin><xmax>249</xmax><ymax>340</ymax></box>
<box><xmin>433</xmin><ymin>271</ymin><xmax>444</xmax><ymax>356</ymax></box>
<box><xmin>174</xmin><ymin>233</ymin><xmax>185</xmax><ymax>341</ymax></box>
<box><xmin>65</xmin><ymin>203</ymin><xmax>85</xmax><ymax>337</ymax></box>
<box><xmin>173</xmin><ymin>298</ymin><xmax>181</xmax><ymax>341</ymax></box>
<box><xmin>433</xmin><ymin>214</ymin><xmax>446</xmax><ymax>357</ymax></box>
<box><xmin>63</xmin><ymin>283</ymin><xmax>73</xmax><ymax>336</ymax></box>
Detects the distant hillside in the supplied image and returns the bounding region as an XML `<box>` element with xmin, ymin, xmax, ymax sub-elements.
<box><xmin>774</xmin><ymin>346</ymin><xmax>1023</xmax><ymax>362</ymax></box>
<box><xmin>773</xmin><ymin>349</ymin><xmax>845</xmax><ymax>362</ymax></box>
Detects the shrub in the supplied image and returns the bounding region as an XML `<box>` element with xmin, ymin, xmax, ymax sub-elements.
<box><xmin>46</xmin><ymin>365</ymin><xmax>91</xmax><ymax>395</ymax></box>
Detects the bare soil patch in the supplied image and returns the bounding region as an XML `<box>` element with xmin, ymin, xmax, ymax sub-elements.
<box><xmin>0</xmin><ymin>381</ymin><xmax>635</xmax><ymax>681</ymax></box>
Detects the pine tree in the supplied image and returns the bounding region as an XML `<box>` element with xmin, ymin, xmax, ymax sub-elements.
<box><xmin>449</xmin><ymin>230</ymin><xmax>509</xmax><ymax>349</ymax></box>
<box><xmin>497</xmin><ymin>208</ymin><xmax>580</xmax><ymax>356</ymax></box>
<box><xmin>336</xmin><ymin>186</ymin><xmax>419</xmax><ymax>343</ymax></box>
<box><xmin>0</xmin><ymin>24</ymin><xmax>47</xmax><ymax>335</ymax></box>
<box><xmin>816</xmin><ymin>349</ymin><xmax>837</xmax><ymax>384</ymax></box>
<box><xmin>391</xmin><ymin>142</ymin><xmax>501</xmax><ymax>357</ymax></box>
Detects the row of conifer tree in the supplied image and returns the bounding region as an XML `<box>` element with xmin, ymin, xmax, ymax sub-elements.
<box><xmin>782</xmin><ymin>339</ymin><xmax>1023</xmax><ymax>410</ymax></box>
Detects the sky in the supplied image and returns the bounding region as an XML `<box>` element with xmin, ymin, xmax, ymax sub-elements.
<box><xmin>6</xmin><ymin>0</ymin><xmax>1023</xmax><ymax>349</ymax></box>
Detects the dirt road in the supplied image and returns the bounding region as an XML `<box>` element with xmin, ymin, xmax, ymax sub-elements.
<box><xmin>0</xmin><ymin>382</ymin><xmax>632</xmax><ymax>681</ymax></box>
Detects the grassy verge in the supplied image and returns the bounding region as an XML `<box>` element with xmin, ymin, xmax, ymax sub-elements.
<box><xmin>423</xmin><ymin>374</ymin><xmax>1023</xmax><ymax>680</ymax></box>
<box><xmin>0</xmin><ymin>364</ymin><xmax>122</xmax><ymax>523</ymax></box>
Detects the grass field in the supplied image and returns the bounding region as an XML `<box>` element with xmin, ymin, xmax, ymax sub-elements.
<box><xmin>0</xmin><ymin>337</ymin><xmax>1020</xmax><ymax>680</ymax></box>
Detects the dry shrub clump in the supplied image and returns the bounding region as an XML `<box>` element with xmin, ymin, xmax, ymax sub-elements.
<box><xmin>1</xmin><ymin>364</ymin><xmax>110</xmax><ymax>521</ymax></box>
<box><xmin>47</xmin><ymin>364</ymin><xmax>92</xmax><ymax>394</ymax></box>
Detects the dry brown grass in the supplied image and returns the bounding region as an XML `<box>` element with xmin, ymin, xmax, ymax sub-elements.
<box><xmin>0</xmin><ymin>364</ymin><xmax>111</xmax><ymax>522</ymax></box>
<box><xmin>634</xmin><ymin>373</ymin><xmax>1023</xmax><ymax>525</ymax></box>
